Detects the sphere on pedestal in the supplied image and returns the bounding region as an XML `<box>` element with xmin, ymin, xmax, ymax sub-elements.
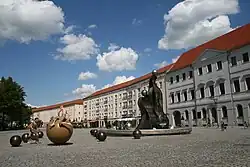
<box><xmin>38</xmin><ymin>131</ymin><xmax>44</xmax><ymax>138</ymax></box>
<box><xmin>133</xmin><ymin>129</ymin><xmax>142</xmax><ymax>139</ymax></box>
<box><xmin>30</xmin><ymin>132</ymin><xmax>39</xmax><ymax>141</ymax></box>
<box><xmin>10</xmin><ymin>135</ymin><xmax>22</xmax><ymax>147</ymax></box>
<box><xmin>152</xmin><ymin>69</ymin><xmax>157</xmax><ymax>75</ymax></box>
<box><xmin>96</xmin><ymin>131</ymin><xmax>107</xmax><ymax>142</ymax></box>
<box><xmin>141</xmin><ymin>90</ymin><xmax>147</xmax><ymax>97</ymax></box>
<box><xmin>21</xmin><ymin>133</ymin><xmax>30</xmax><ymax>143</ymax></box>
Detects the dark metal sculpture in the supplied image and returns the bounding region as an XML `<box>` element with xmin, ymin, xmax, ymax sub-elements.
<box><xmin>135</xmin><ymin>70</ymin><xmax>169</xmax><ymax>130</ymax></box>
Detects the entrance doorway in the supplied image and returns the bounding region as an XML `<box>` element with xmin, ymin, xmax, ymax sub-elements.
<box><xmin>173</xmin><ymin>111</ymin><xmax>181</xmax><ymax>127</ymax></box>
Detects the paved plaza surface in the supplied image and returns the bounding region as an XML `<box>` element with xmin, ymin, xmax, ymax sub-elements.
<box><xmin>0</xmin><ymin>127</ymin><xmax>250</xmax><ymax>167</ymax></box>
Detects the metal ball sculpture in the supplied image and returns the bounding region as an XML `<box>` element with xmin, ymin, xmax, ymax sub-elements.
<box><xmin>90</xmin><ymin>129</ymin><xmax>95</xmax><ymax>136</ymax></box>
<box><xmin>10</xmin><ymin>135</ymin><xmax>22</xmax><ymax>147</ymax></box>
<box><xmin>96</xmin><ymin>131</ymin><xmax>107</xmax><ymax>142</ymax></box>
<box><xmin>30</xmin><ymin>132</ymin><xmax>39</xmax><ymax>141</ymax></box>
<box><xmin>93</xmin><ymin>129</ymin><xmax>99</xmax><ymax>138</ymax></box>
<box><xmin>46</xmin><ymin>118</ymin><xmax>73</xmax><ymax>145</ymax></box>
<box><xmin>141</xmin><ymin>89</ymin><xmax>147</xmax><ymax>97</ymax></box>
<box><xmin>38</xmin><ymin>131</ymin><xmax>44</xmax><ymax>138</ymax></box>
<box><xmin>133</xmin><ymin>129</ymin><xmax>142</xmax><ymax>139</ymax></box>
<box><xmin>21</xmin><ymin>133</ymin><xmax>30</xmax><ymax>143</ymax></box>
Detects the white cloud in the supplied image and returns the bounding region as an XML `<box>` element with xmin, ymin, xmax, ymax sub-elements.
<box><xmin>172</xmin><ymin>55</ymin><xmax>180</xmax><ymax>63</ymax></box>
<box><xmin>108</xmin><ymin>43</ymin><xmax>120</xmax><ymax>51</ymax></box>
<box><xmin>72</xmin><ymin>84</ymin><xmax>96</xmax><ymax>98</ymax></box>
<box><xmin>132</xmin><ymin>18</ymin><xmax>142</xmax><ymax>26</ymax></box>
<box><xmin>0</xmin><ymin>0</ymin><xmax>65</xmax><ymax>43</ymax></box>
<box><xmin>55</xmin><ymin>33</ymin><xmax>99</xmax><ymax>61</ymax></box>
<box><xmin>102</xmin><ymin>76</ymin><xmax>135</xmax><ymax>89</ymax></box>
<box><xmin>96</xmin><ymin>47</ymin><xmax>139</xmax><ymax>72</ymax></box>
<box><xmin>26</xmin><ymin>103</ymin><xmax>45</xmax><ymax>108</ymax></box>
<box><xmin>88</xmin><ymin>24</ymin><xmax>97</xmax><ymax>29</ymax></box>
<box><xmin>78</xmin><ymin>71</ymin><xmax>97</xmax><ymax>80</ymax></box>
<box><xmin>154</xmin><ymin>61</ymin><xmax>168</xmax><ymax>68</ymax></box>
<box><xmin>64</xmin><ymin>25</ymin><xmax>76</xmax><ymax>34</ymax></box>
<box><xmin>144</xmin><ymin>48</ymin><xmax>152</xmax><ymax>53</ymax></box>
<box><xmin>158</xmin><ymin>0</ymin><xmax>240</xmax><ymax>50</ymax></box>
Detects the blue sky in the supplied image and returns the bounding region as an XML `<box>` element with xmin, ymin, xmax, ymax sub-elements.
<box><xmin>0</xmin><ymin>0</ymin><xmax>249</xmax><ymax>107</ymax></box>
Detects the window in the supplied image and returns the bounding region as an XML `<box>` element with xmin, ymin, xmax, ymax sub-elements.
<box><xmin>222</xmin><ymin>106</ymin><xmax>228</xmax><ymax>118</ymax></box>
<box><xmin>200</xmin><ymin>87</ymin><xmax>205</xmax><ymax>98</ymax></box>
<box><xmin>170</xmin><ymin>77</ymin><xmax>173</xmax><ymax>84</ymax></box>
<box><xmin>246</xmin><ymin>77</ymin><xmax>250</xmax><ymax>90</ymax></box>
<box><xmin>197</xmin><ymin>112</ymin><xmax>202</xmax><ymax>119</ymax></box>
<box><xmin>176</xmin><ymin>75</ymin><xmax>179</xmax><ymax>83</ymax></box>
<box><xmin>171</xmin><ymin>94</ymin><xmax>174</xmax><ymax>103</ymax></box>
<box><xmin>182</xmin><ymin>73</ymin><xmax>186</xmax><ymax>81</ymax></box>
<box><xmin>192</xmin><ymin>110</ymin><xmax>197</xmax><ymax>120</ymax></box>
<box><xmin>190</xmin><ymin>90</ymin><xmax>195</xmax><ymax>100</ymax></box>
<box><xmin>231</xmin><ymin>56</ymin><xmax>237</xmax><ymax>66</ymax></box>
<box><xmin>237</xmin><ymin>105</ymin><xmax>243</xmax><ymax>117</ymax></box>
<box><xmin>243</xmin><ymin>52</ymin><xmax>249</xmax><ymax>63</ymax></box>
<box><xmin>183</xmin><ymin>91</ymin><xmax>187</xmax><ymax>101</ymax></box>
<box><xmin>233</xmin><ymin>79</ymin><xmax>240</xmax><ymax>92</ymax></box>
<box><xmin>202</xmin><ymin>108</ymin><xmax>207</xmax><ymax>119</ymax></box>
<box><xmin>217</xmin><ymin>61</ymin><xmax>222</xmax><ymax>70</ymax></box>
<box><xmin>177</xmin><ymin>92</ymin><xmax>181</xmax><ymax>102</ymax></box>
<box><xmin>198</xmin><ymin>67</ymin><xmax>203</xmax><ymax>75</ymax></box>
<box><xmin>209</xmin><ymin>85</ymin><xmax>214</xmax><ymax>97</ymax></box>
<box><xmin>207</xmin><ymin>64</ymin><xmax>212</xmax><ymax>73</ymax></box>
<box><xmin>189</xmin><ymin>71</ymin><xmax>193</xmax><ymax>78</ymax></box>
<box><xmin>219</xmin><ymin>83</ymin><xmax>225</xmax><ymax>95</ymax></box>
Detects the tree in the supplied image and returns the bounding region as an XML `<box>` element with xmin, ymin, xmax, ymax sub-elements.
<box><xmin>0</xmin><ymin>77</ymin><xmax>32</xmax><ymax>130</ymax></box>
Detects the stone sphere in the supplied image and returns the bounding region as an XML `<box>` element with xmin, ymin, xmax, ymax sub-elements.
<box><xmin>93</xmin><ymin>129</ymin><xmax>99</xmax><ymax>137</ymax></box>
<box><xmin>90</xmin><ymin>129</ymin><xmax>95</xmax><ymax>136</ymax></box>
<box><xmin>21</xmin><ymin>133</ymin><xmax>30</xmax><ymax>143</ymax></box>
<box><xmin>10</xmin><ymin>135</ymin><xmax>22</xmax><ymax>147</ymax></box>
<box><xmin>46</xmin><ymin>119</ymin><xmax>73</xmax><ymax>145</ymax></box>
<box><xmin>96</xmin><ymin>131</ymin><xmax>107</xmax><ymax>142</ymax></box>
<box><xmin>133</xmin><ymin>129</ymin><xmax>142</xmax><ymax>139</ymax></box>
<box><xmin>152</xmin><ymin>69</ymin><xmax>157</xmax><ymax>75</ymax></box>
<box><xmin>30</xmin><ymin>132</ymin><xmax>39</xmax><ymax>140</ymax></box>
<box><xmin>141</xmin><ymin>90</ymin><xmax>147</xmax><ymax>97</ymax></box>
<box><xmin>38</xmin><ymin>131</ymin><xmax>44</xmax><ymax>138</ymax></box>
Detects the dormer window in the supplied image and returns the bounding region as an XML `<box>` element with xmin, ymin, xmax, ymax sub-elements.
<box><xmin>176</xmin><ymin>75</ymin><xmax>179</xmax><ymax>83</ymax></box>
<box><xmin>207</xmin><ymin>64</ymin><xmax>212</xmax><ymax>73</ymax></box>
<box><xmin>198</xmin><ymin>67</ymin><xmax>203</xmax><ymax>75</ymax></box>
<box><xmin>170</xmin><ymin>77</ymin><xmax>173</xmax><ymax>84</ymax></box>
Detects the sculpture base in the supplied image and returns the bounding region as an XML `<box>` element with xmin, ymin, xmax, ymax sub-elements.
<box><xmin>98</xmin><ymin>127</ymin><xmax>192</xmax><ymax>137</ymax></box>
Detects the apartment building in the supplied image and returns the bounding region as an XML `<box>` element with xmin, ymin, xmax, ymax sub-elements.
<box><xmin>32</xmin><ymin>99</ymin><xmax>84</xmax><ymax>125</ymax></box>
<box><xmin>83</xmin><ymin>65</ymin><xmax>173</xmax><ymax>128</ymax></box>
<box><xmin>166</xmin><ymin>23</ymin><xmax>250</xmax><ymax>127</ymax></box>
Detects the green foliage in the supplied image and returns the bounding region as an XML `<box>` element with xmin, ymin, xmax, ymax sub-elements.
<box><xmin>0</xmin><ymin>77</ymin><xmax>32</xmax><ymax>130</ymax></box>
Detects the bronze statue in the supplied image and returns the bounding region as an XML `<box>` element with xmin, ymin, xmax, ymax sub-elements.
<box><xmin>136</xmin><ymin>70</ymin><xmax>169</xmax><ymax>130</ymax></box>
<box><xmin>46</xmin><ymin>105</ymin><xmax>73</xmax><ymax>145</ymax></box>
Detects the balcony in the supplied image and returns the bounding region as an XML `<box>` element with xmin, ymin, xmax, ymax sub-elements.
<box><xmin>122</xmin><ymin>106</ymin><xmax>128</xmax><ymax>109</ymax></box>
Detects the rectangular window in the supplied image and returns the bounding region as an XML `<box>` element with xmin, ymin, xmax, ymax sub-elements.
<box><xmin>217</xmin><ymin>61</ymin><xmax>222</xmax><ymax>70</ymax></box>
<box><xmin>189</xmin><ymin>71</ymin><xmax>193</xmax><ymax>78</ymax></box>
<box><xmin>177</xmin><ymin>92</ymin><xmax>181</xmax><ymax>102</ymax></box>
<box><xmin>246</xmin><ymin>77</ymin><xmax>250</xmax><ymax>91</ymax></box>
<box><xmin>231</xmin><ymin>56</ymin><xmax>237</xmax><ymax>66</ymax></box>
<box><xmin>209</xmin><ymin>85</ymin><xmax>214</xmax><ymax>97</ymax></box>
<box><xmin>219</xmin><ymin>83</ymin><xmax>225</xmax><ymax>95</ymax></box>
<box><xmin>183</xmin><ymin>91</ymin><xmax>187</xmax><ymax>101</ymax></box>
<box><xmin>182</xmin><ymin>73</ymin><xmax>186</xmax><ymax>81</ymax></box>
<box><xmin>207</xmin><ymin>64</ymin><xmax>212</xmax><ymax>73</ymax></box>
<box><xmin>176</xmin><ymin>75</ymin><xmax>179</xmax><ymax>83</ymax></box>
<box><xmin>200</xmin><ymin>87</ymin><xmax>205</xmax><ymax>98</ymax></box>
<box><xmin>190</xmin><ymin>90</ymin><xmax>195</xmax><ymax>100</ymax></box>
<box><xmin>243</xmin><ymin>52</ymin><xmax>249</xmax><ymax>63</ymax></box>
<box><xmin>197</xmin><ymin>112</ymin><xmax>202</xmax><ymax>119</ymax></box>
<box><xmin>198</xmin><ymin>67</ymin><xmax>203</xmax><ymax>75</ymax></box>
<box><xmin>171</xmin><ymin>94</ymin><xmax>174</xmax><ymax>103</ymax></box>
<box><xmin>233</xmin><ymin>79</ymin><xmax>240</xmax><ymax>92</ymax></box>
<box><xmin>170</xmin><ymin>77</ymin><xmax>173</xmax><ymax>84</ymax></box>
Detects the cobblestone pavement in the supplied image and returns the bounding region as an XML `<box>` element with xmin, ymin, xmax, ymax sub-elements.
<box><xmin>0</xmin><ymin>127</ymin><xmax>250</xmax><ymax>167</ymax></box>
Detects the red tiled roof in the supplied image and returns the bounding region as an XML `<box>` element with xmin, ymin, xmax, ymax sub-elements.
<box><xmin>89</xmin><ymin>63</ymin><xmax>174</xmax><ymax>98</ymax></box>
<box><xmin>32</xmin><ymin>99</ymin><xmax>83</xmax><ymax>113</ymax></box>
<box><xmin>171</xmin><ymin>23</ymin><xmax>250</xmax><ymax>71</ymax></box>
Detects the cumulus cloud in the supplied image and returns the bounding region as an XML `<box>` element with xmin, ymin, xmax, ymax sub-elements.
<box><xmin>158</xmin><ymin>0</ymin><xmax>240</xmax><ymax>50</ymax></box>
<box><xmin>88</xmin><ymin>24</ymin><xmax>97</xmax><ymax>29</ymax></box>
<box><xmin>72</xmin><ymin>84</ymin><xmax>96</xmax><ymax>98</ymax></box>
<box><xmin>55</xmin><ymin>34</ymin><xmax>99</xmax><ymax>61</ymax></box>
<box><xmin>108</xmin><ymin>43</ymin><xmax>120</xmax><ymax>51</ymax></box>
<box><xmin>78</xmin><ymin>71</ymin><xmax>97</xmax><ymax>80</ymax></box>
<box><xmin>26</xmin><ymin>103</ymin><xmax>45</xmax><ymax>108</ymax></box>
<box><xmin>0</xmin><ymin>0</ymin><xmax>65</xmax><ymax>43</ymax></box>
<box><xmin>154</xmin><ymin>61</ymin><xmax>168</xmax><ymax>68</ymax></box>
<box><xmin>96</xmin><ymin>47</ymin><xmax>139</xmax><ymax>72</ymax></box>
<box><xmin>102</xmin><ymin>76</ymin><xmax>135</xmax><ymax>89</ymax></box>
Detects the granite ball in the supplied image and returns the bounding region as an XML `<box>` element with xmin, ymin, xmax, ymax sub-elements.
<box><xmin>97</xmin><ymin>131</ymin><xmax>107</xmax><ymax>142</ymax></box>
<box><xmin>30</xmin><ymin>132</ymin><xmax>39</xmax><ymax>140</ymax></box>
<box><xmin>21</xmin><ymin>133</ymin><xmax>30</xmax><ymax>143</ymax></box>
<box><xmin>141</xmin><ymin>90</ymin><xmax>147</xmax><ymax>97</ymax></box>
<box><xmin>90</xmin><ymin>129</ymin><xmax>94</xmax><ymax>136</ymax></box>
<box><xmin>93</xmin><ymin>129</ymin><xmax>99</xmax><ymax>137</ymax></box>
<box><xmin>10</xmin><ymin>135</ymin><xmax>22</xmax><ymax>147</ymax></box>
<box><xmin>133</xmin><ymin>129</ymin><xmax>142</xmax><ymax>139</ymax></box>
<box><xmin>38</xmin><ymin>131</ymin><xmax>44</xmax><ymax>138</ymax></box>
